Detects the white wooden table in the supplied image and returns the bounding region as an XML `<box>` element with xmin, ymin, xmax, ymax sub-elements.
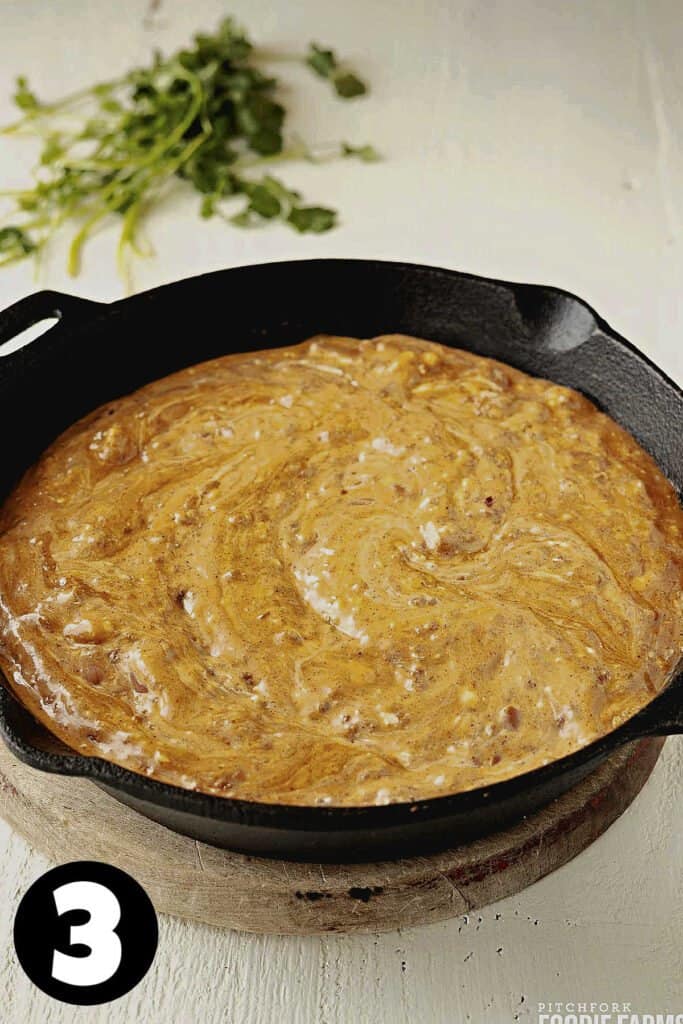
<box><xmin>0</xmin><ymin>2</ymin><xmax>681</xmax><ymax>1021</ymax></box>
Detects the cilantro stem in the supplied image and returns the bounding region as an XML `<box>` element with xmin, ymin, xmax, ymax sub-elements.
<box><xmin>1</xmin><ymin>76</ymin><xmax>127</xmax><ymax>135</ymax></box>
<box><xmin>67</xmin><ymin>208</ymin><xmax>108</xmax><ymax>276</ymax></box>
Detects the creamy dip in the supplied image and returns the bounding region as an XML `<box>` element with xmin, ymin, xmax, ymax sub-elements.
<box><xmin>0</xmin><ymin>334</ymin><xmax>681</xmax><ymax>805</ymax></box>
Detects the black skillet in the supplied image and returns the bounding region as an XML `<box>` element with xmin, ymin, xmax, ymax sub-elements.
<box><xmin>0</xmin><ymin>259</ymin><xmax>681</xmax><ymax>862</ymax></box>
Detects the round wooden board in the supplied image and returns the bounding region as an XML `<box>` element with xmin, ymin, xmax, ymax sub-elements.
<box><xmin>0</xmin><ymin>738</ymin><xmax>663</xmax><ymax>935</ymax></box>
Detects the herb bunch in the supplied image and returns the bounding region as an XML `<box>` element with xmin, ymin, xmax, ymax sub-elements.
<box><xmin>0</xmin><ymin>18</ymin><xmax>377</xmax><ymax>279</ymax></box>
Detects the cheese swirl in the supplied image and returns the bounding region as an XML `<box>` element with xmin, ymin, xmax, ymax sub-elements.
<box><xmin>0</xmin><ymin>334</ymin><xmax>681</xmax><ymax>805</ymax></box>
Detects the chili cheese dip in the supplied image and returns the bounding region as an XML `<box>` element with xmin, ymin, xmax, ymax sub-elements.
<box><xmin>0</xmin><ymin>335</ymin><xmax>681</xmax><ymax>806</ymax></box>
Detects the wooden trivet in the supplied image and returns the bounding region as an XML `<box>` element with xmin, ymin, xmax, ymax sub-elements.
<box><xmin>0</xmin><ymin>738</ymin><xmax>663</xmax><ymax>934</ymax></box>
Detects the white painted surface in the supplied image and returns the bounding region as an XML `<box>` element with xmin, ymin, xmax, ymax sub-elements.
<box><xmin>0</xmin><ymin>1</ymin><xmax>681</xmax><ymax>1021</ymax></box>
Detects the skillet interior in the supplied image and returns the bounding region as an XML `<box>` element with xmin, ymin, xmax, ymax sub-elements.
<box><xmin>0</xmin><ymin>259</ymin><xmax>681</xmax><ymax>861</ymax></box>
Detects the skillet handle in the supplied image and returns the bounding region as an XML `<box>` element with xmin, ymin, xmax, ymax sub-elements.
<box><xmin>0</xmin><ymin>289</ymin><xmax>105</xmax><ymax>359</ymax></box>
<box><xmin>624</xmin><ymin>672</ymin><xmax>683</xmax><ymax>738</ymax></box>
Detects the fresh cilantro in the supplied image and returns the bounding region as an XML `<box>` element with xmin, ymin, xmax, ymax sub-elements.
<box><xmin>12</xmin><ymin>76</ymin><xmax>38</xmax><ymax>112</ymax></box>
<box><xmin>287</xmin><ymin>206</ymin><xmax>336</xmax><ymax>233</ymax></box>
<box><xmin>306</xmin><ymin>44</ymin><xmax>338</xmax><ymax>79</ymax></box>
<box><xmin>245</xmin><ymin>182</ymin><xmax>281</xmax><ymax>219</ymax></box>
<box><xmin>342</xmin><ymin>142</ymin><xmax>381</xmax><ymax>162</ymax></box>
<box><xmin>0</xmin><ymin>17</ymin><xmax>378</xmax><ymax>280</ymax></box>
<box><xmin>0</xmin><ymin>226</ymin><xmax>36</xmax><ymax>257</ymax></box>
<box><xmin>305</xmin><ymin>43</ymin><xmax>367</xmax><ymax>98</ymax></box>
<box><xmin>334</xmin><ymin>74</ymin><xmax>366</xmax><ymax>99</ymax></box>
<box><xmin>231</xmin><ymin>175</ymin><xmax>314</xmax><ymax>228</ymax></box>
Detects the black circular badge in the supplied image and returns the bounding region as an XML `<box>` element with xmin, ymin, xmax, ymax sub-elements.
<box><xmin>13</xmin><ymin>861</ymin><xmax>158</xmax><ymax>1005</ymax></box>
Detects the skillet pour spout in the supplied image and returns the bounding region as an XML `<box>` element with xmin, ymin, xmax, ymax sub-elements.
<box><xmin>0</xmin><ymin>260</ymin><xmax>681</xmax><ymax>862</ymax></box>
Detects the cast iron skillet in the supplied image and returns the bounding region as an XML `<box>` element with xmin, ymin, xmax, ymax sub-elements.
<box><xmin>0</xmin><ymin>259</ymin><xmax>681</xmax><ymax>862</ymax></box>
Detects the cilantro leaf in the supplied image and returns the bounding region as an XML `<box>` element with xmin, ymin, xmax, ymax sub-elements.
<box><xmin>305</xmin><ymin>43</ymin><xmax>367</xmax><ymax>98</ymax></box>
<box><xmin>342</xmin><ymin>142</ymin><xmax>381</xmax><ymax>162</ymax></box>
<box><xmin>333</xmin><ymin>74</ymin><xmax>366</xmax><ymax>99</ymax></box>
<box><xmin>306</xmin><ymin>44</ymin><xmax>337</xmax><ymax>79</ymax></box>
<box><xmin>12</xmin><ymin>75</ymin><xmax>39</xmax><ymax>112</ymax></box>
<box><xmin>246</xmin><ymin>183</ymin><xmax>281</xmax><ymax>218</ymax></box>
<box><xmin>0</xmin><ymin>226</ymin><xmax>36</xmax><ymax>255</ymax></box>
<box><xmin>287</xmin><ymin>206</ymin><xmax>336</xmax><ymax>233</ymax></box>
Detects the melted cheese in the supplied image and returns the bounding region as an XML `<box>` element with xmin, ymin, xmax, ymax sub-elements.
<box><xmin>0</xmin><ymin>334</ymin><xmax>681</xmax><ymax>806</ymax></box>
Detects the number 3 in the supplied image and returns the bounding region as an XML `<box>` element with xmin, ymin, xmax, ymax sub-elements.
<box><xmin>52</xmin><ymin>881</ymin><xmax>122</xmax><ymax>986</ymax></box>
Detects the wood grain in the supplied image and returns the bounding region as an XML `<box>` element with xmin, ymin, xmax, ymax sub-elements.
<box><xmin>0</xmin><ymin>738</ymin><xmax>664</xmax><ymax>934</ymax></box>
